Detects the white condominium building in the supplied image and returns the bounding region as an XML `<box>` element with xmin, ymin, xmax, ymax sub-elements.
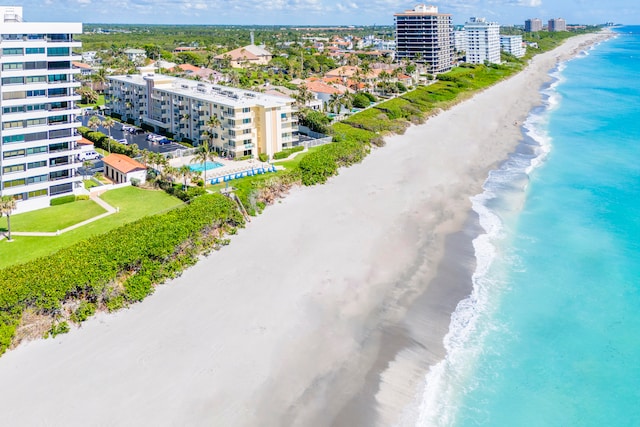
<box><xmin>464</xmin><ymin>17</ymin><xmax>501</xmax><ymax>65</ymax></box>
<box><xmin>106</xmin><ymin>70</ymin><xmax>298</xmax><ymax>159</ymax></box>
<box><xmin>394</xmin><ymin>5</ymin><xmax>454</xmax><ymax>74</ymax></box>
<box><xmin>500</xmin><ymin>35</ymin><xmax>526</xmax><ymax>58</ymax></box>
<box><xmin>453</xmin><ymin>29</ymin><xmax>467</xmax><ymax>53</ymax></box>
<box><xmin>0</xmin><ymin>6</ymin><xmax>83</xmax><ymax>213</ymax></box>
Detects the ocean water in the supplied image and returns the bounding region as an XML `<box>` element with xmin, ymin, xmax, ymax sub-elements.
<box><xmin>415</xmin><ymin>28</ymin><xmax>640</xmax><ymax>426</ymax></box>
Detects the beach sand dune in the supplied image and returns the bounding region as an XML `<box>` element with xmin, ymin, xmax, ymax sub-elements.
<box><xmin>0</xmin><ymin>33</ymin><xmax>609</xmax><ymax>426</ymax></box>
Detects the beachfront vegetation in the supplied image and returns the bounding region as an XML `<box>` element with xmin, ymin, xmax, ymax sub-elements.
<box><xmin>0</xmin><ymin>194</ymin><xmax>243</xmax><ymax>355</ymax></box>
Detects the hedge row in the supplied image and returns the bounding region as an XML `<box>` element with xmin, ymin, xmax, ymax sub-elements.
<box><xmin>273</xmin><ymin>145</ymin><xmax>305</xmax><ymax>160</ymax></box>
<box><xmin>0</xmin><ymin>194</ymin><xmax>244</xmax><ymax>354</ymax></box>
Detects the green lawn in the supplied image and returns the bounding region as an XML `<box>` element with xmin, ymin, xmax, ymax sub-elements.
<box><xmin>77</xmin><ymin>94</ymin><xmax>105</xmax><ymax>108</ymax></box>
<box><xmin>0</xmin><ymin>199</ymin><xmax>106</xmax><ymax>233</ymax></box>
<box><xmin>274</xmin><ymin>146</ymin><xmax>321</xmax><ymax>170</ymax></box>
<box><xmin>0</xmin><ymin>186</ymin><xmax>183</xmax><ymax>269</ymax></box>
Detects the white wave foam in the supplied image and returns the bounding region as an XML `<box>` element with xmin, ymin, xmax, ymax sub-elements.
<box><xmin>408</xmin><ymin>60</ymin><xmax>567</xmax><ymax>427</ymax></box>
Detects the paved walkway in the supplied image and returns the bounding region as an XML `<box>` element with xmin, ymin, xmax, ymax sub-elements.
<box><xmin>0</xmin><ymin>195</ymin><xmax>117</xmax><ymax>240</ymax></box>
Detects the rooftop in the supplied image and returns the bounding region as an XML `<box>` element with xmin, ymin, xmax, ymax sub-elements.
<box><xmin>109</xmin><ymin>73</ymin><xmax>294</xmax><ymax>108</ymax></box>
<box><xmin>103</xmin><ymin>153</ymin><xmax>145</xmax><ymax>174</ymax></box>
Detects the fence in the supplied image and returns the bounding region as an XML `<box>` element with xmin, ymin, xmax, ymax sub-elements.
<box><xmin>160</xmin><ymin>147</ymin><xmax>198</xmax><ymax>159</ymax></box>
<box><xmin>304</xmin><ymin>136</ymin><xmax>332</xmax><ymax>148</ymax></box>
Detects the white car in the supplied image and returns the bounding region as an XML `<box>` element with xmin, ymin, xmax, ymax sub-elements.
<box><xmin>116</xmin><ymin>138</ymin><xmax>129</xmax><ymax>145</ymax></box>
<box><xmin>78</xmin><ymin>150</ymin><xmax>100</xmax><ymax>161</ymax></box>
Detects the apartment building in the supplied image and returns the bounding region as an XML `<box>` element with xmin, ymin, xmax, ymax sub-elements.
<box><xmin>500</xmin><ymin>35</ymin><xmax>526</xmax><ymax>58</ymax></box>
<box><xmin>106</xmin><ymin>70</ymin><xmax>298</xmax><ymax>159</ymax></box>
<box><xmin>525</xmin><ymin>18</ymin><xmax>543</xmax><ymax>32</ymax></box>
<box><xmin>464</xmin><ymin>17</ymin><xmax>501</xmax><ymax>65</ymax></box>
<box><xmin>453</xmin><ymin>29</ymin><xmax>467</xmax><ymax>53</ymax></box>
<box><xmin>394</xmin><ymin>4</ymin><xmax>454</xmax><ymax>74</ymax></box>
<box><xmin>0</xmin><ymin>6</ymin><xmax>83</xmax><ymax>213</ymax></box>
<box><xmin>548</xmin><ymin>18</ymin><xmax>567</xmax><ymax>32</ymax></box>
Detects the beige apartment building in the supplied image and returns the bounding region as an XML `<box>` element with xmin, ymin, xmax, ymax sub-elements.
<box><xmin>106</xmin><ymin>70</ymin><xmax>297</xmax><ymax>159</ymax></box>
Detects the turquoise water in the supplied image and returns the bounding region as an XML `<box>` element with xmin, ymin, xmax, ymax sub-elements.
<box><xmin>189</xmin><ymin>161</ymin><xmax>223</xmax><ymax>172</ymax></box>
<box><xmin>417</xmin><ymin>28</ymin><xmax>640</xmax><ymax>426</ymax></box>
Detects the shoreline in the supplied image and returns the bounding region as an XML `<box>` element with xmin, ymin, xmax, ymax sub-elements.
<box><xmin>0</xmin><ymin>32</ymin><xmax>612</xmax><ymax>426</ymax></box>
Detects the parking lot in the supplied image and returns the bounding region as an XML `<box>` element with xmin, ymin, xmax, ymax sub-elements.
<box><xmin>78</xmin><ymin>114</ymin><xmax>186</xmax><ymax>154</ymax></box>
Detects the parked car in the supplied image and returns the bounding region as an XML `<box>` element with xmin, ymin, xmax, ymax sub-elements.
<box><xmin>78</xmin><ymin>150</ymin><xmax>100</xmax><ymax>161</ymax></box>
<box><xmin>117</xmin><ymin>138</ymin><xmax>129</xmax><ymax>145</ymax></box>
<box><xmin>158</xmin><ymin>138</ymin><xmax>172</xmax><ymax>145</ymax></box>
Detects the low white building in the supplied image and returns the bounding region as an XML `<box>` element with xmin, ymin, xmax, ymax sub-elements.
<box><xmin>500</xmin><ymin>35</ymin><xmax>526</xmax><ymax>58</ymax></box>
<box><xmin>102</xmin><ymin>153</ymin><xmax>146</xmax><ymax>184</ymax></box>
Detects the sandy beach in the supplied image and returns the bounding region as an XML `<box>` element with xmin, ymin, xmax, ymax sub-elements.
<box><xmin>0</xmin><ymin>33</ymin><xmax>610</xmax><ymax>426</ymax></box>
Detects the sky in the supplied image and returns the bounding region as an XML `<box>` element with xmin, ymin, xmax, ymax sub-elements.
<box><xmin>13</xmin><ymin>0</ymin><xmax>636</xmax><ymax>26</ymax></box>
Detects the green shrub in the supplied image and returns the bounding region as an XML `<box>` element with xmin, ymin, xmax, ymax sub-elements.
<box><xmin>258</xmin><ymin>153</ymin><xmax>268</xmax><ymax>162</ymax></box>
<box><xmin>76</xmin><ymin>195</ymin><xmax>89</xmax><ymax>201</ymax></box>
<box><xmin>273</xmin><ymin>145</ymin><xmax>304</xmax><ymax>160</ymax></box>
<box><xmin>70</xmin><ymin>301</ymin><xmax>96</xmax><ymax>324</ymax></box>
<box><xmin>352</xmin><ymin>93</ymin><xmax>371</xmax><ymax>108</ymax></box>
<box><xmin>50</xmin><ymin>195</ymin><xmax>76</xmax><ymax>206</ymax></box>
<box><xmin>363</xmin><ymin>92</ymin><xmax>377</xmax><ymax>102</ymax></box>
<box><xmin>47</xmin><ymin>321</ymin><xmax>70</xmax><ymax>338</ymax></box>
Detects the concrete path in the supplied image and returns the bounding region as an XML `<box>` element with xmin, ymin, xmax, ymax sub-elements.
<box><xmin>1</xmin><ymin>195</ymin><xmax>117</xmax><ymax>240</ymax></box>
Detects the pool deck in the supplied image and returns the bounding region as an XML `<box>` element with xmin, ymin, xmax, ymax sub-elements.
<box><xmin>169</xmin><ymin>155</ymin><xmax>281</xmax><ymax>183</ymax></box>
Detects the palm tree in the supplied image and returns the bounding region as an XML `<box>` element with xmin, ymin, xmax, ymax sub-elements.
<box><xmin>82</xmin><ymin>160</ymin><xmax>93</xmax><ymax>180</ymax></box>
<box><xmin>192</xmin><ymin>139</ymin><xmax>218</xmax><ymax>184</ymax></box>
<box><xmin>205</xmin><ymin>114</ymin><xmax>221</xmax><ymax>150</ymax></box>
<box><xmin>103</xmin><ymin>116</ymin><xmax>115</xmax><ymax>152</ymax></box>
<box><xmin>88</xmin><ymin>115</ymin><xmax>101</xmax><ymax>132</ymax></box>
<box><xmin>178</xmin><ymin>164</ymin><xmax>193</xmax><ymax>190</ymax></box>
<box><xmin>0</xmin><ymin>196</ymin><xmax>17</xmax><ymax>242</ymax></box>
<box><xmin>328</xmin><ymin>93</ymin><xmax>341</xmax><ymax>114</ymax></box>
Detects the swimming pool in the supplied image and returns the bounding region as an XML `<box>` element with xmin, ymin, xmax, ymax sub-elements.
<box><xmin>189</xmin><ymin>161</ymin><xmax>224</xmax><ymax>172</ymax></box>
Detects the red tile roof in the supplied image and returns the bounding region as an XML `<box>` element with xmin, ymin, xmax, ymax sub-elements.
<box><xmin>103</xmin><ymin>153</ymin><xmax>146</xmax><ymax>174</ymax></box>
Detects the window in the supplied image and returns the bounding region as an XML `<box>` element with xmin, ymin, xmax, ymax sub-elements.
<box><xmin>47</xmin><ymin>34</ymin><xmax>70</xmax><ymax>42</ymax></box>
<box><xmin>26</xmin><ymin>104</ymin><xmax>46</xmax><ymax>112</ymax></box>
<box><xmin>2</xmin><ymin>48</ymin><xmax>23</xmax><ymax>55</ymax></box>
<box><xmin>49</xmin><ymin>129</ymin><xmax>71</xmax><ymax>139</ymax></box>
<box><xmin>49</xmin><ymin>170</ymin><xmax>70</xmax><ymax>180</ymax></box>
<box><xmin>25</xmin><ymin>132</ymin><xmax>48</xmax><ymax>142</ymax></box>
<box><xmin>27</xmin><ymin>160</ymin><xmax>47</xmax><ymax>169</ymax></box>
<box><xmin>3</xmin><ymin>106</ymin><xmax>24</xmax><ymax>114</ymax></box>
<box><xmin>28</xmin><ymin>189</ymin><xmax>48</xmax><ymax>199</ymax></box>
<box><xmin>47</xmin><ymin>47</ymin><xmax>70</xmax><ymax>56</ymax></box>
<box><xmin>48</xmin><ymin>74</ymin><xmax>68</xmax><ymax>83</ymax></box>
<box><xmin>48</xmin><ymin>115</ymin><xmax>67</xmax><ymax>125</ymax></box>
<box><xmin>25</xmin><ymin>47</ymin><xmax>45</xmax><ymax>55</ymax></box>
<box><xmin>25</xmin><ymin>75</ymin><xmax>46</xmax><ymax>83</ymax></box>
<box><xmin>26</xmin><ymin>146</ymin><xmax>48</xmax><ymax>155</ymax></box>
<box><xmin>3</xmin><ymin>91</ymin><xmax>26</xmax><ymax>100</ymax></box>
<box><xmin>3</xmin><ymin>134</ymin><xmax>25</xmax><ymax>144</ymax></box>
<box><xmin>243</xmin><ymin>118</ymin><xmax>251</xmax><ymax>124</ymax></box>
<box><xmin>50</xmin><ymin>156</ymin><xmax>69</xmax><ymax>166</ymax></box>
<box><xmin>49</xmin><ymin>142</ymin><xmax>68</xmax><ymax>152</ymax></box>
<box><xmin>3</xmin><ymin>149</ymin><xmax>26</xmax><ymax>159</ymax></box>
<box><xmin>47</xmin><ymin>61</ymin><xmax>70</xmax><ymax>70</ymax></box>
<box><xmin>24</xmin><ymin>61</ymin><xmax>47</xmax><ymax>70</ymax></box>
<box><xmin>26</xmin><ymin>118</ymin><xmax>47</xmax><ymax>127</ymax></box>
<box><xmin>243</xmin><ymin>128</ymin><xmax>251</xmax><ymax>134</ymax></box>
<box><xmin>28</xmin><ymin>174</ymin><xmax>48</xmax><ymax>184</ymax></box>
<box><xmin>2</xmin><ymin>62</ymin><xmax>23</xmax><ymax>70</ymax></box>
<box><xmin>3</xmin><ymin>178</ymin><xmax>25</xmax><ymax>189</ymax></box>
<box><xmin>48</xmin><ymin>88</ymin><xmax>67</xmax><ymax>97</ymax></box>
<box><xmin>2</xmin><ymin>164</ymin><xmax>25</xmax><ymax>174</ymax></box>
<box><xmin>27</xmin><ymin>89</ymin><xmax>46</xmax><ymax>97</ymax></box>
<box><xmin>242</xmin><ymin>107</ymin><xmax>250</xmax><ymax>113</ymax></box>
<box><xmin>3</xmin><ymin>120</ymin><xmax>23</xmax><ymax>130</ymax></box>
<box><xmin>50</xmin><ymin>182</ymin><xmax>73</xmax><ymax>196</ymax></box>
<box><xmin>2</xmin><ymin>76</ymin><xmax>23</xmax><ymax>85</ymax></box>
